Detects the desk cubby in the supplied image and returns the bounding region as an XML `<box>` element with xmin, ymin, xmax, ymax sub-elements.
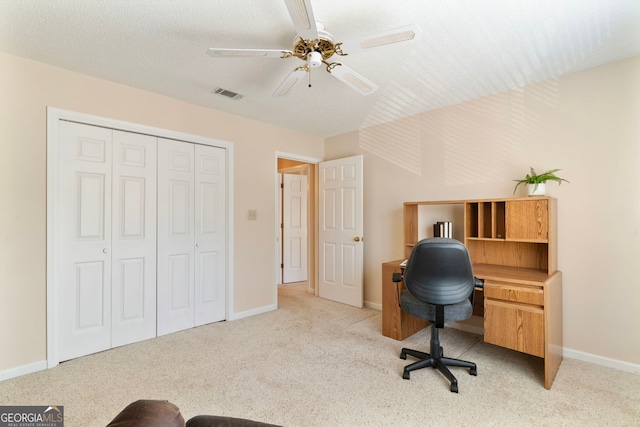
<box><xmin>466</xmin><ymin>200</ymin><xmax>506</xmax><ymax>239</ymax></box>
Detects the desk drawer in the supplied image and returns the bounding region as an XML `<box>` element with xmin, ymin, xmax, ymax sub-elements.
<box><xmin>484</xmin><ymin>281</ymin><xmax>544</xmax><ymax>306</ymax></box>
<box><xmin>484</xmin><ymin>299</ymin><xmax>544</xmax><ymax>357</ymax></box>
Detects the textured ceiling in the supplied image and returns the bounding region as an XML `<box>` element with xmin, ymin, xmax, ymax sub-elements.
<box><xmin>1</xmin><ymin>0</ymin><xmax>639</xmax><ymax>138</ymax></box>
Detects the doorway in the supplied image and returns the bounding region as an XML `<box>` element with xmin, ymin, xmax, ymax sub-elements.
<box><xmin>276</xmin><ymin>154</ymin><xmax>319</xmax><ymax>296</ymax></box>
<box><xmin>275</xmin><ymin>153</ymin><xmax>364</xmax><ymax>308</ymax></box>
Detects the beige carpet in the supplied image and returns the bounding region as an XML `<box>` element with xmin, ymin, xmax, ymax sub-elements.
<box><xmin>1</xmin><ymin>283</ymin><xmax>638</xmax><ymax>426</ymax></box>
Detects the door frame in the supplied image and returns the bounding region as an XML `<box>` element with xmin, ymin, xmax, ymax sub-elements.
<box><xmin>46</xmin><ymin>107</ymin><xmax>234</xmax><ymax>368</ymax></box>
<box><xmin>274</xmin><ymin>152</ymin><xmax>321</xmax><ymax>303</ymax></box>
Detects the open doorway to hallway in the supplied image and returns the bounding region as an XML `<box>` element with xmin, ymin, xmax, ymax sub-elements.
<box><xmin>277</xmin><ymin>156</ymin><xmax>317</xmax><ymax>295</ymax></box>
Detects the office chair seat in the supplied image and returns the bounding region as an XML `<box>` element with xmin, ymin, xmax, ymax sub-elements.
<box><xmin>400</xmin><ymin>290</ymin><xmax>472</xmax><ymax>322</ymax></box>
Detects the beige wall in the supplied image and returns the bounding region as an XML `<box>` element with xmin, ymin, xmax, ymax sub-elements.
<box><xmin>0</xmin><ymin>53</ymin><xmax>323</xmax><ymax>373</ymax></box>
<box><xmin>325</xmin><ymin>56</ymin><xmax>640</xmax><ymax>365</ymax></box>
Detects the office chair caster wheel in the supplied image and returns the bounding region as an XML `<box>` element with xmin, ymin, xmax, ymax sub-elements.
<box><xmin>400</xmin><ymin>351</ymin><xmax>407</xmax><ymax>360</ymax></box>
<box><xmin>470</xmin><ymin>367</ymin><xmax>477</xmax><ymax>376</ymax></box>
<box><xmin>450</xmin><ymin>383</ymin><xmax>458</xmax><ymax>393</ymax></box>
<box><xmin>402</xmin><ymin>370</ymin><xmax>410</xmax><ymax>380</ymax></box>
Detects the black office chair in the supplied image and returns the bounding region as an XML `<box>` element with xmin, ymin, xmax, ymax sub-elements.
<box><xmin>393</xmin><ymin>237</ymin><xmax>482</xmax><ymax>393</ymax></box>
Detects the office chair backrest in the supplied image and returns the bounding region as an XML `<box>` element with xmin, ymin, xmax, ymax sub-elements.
<box><xmin>404</xmin><ymin>238</ymin><xmax>475</xmax><ymax>306</ymax></box>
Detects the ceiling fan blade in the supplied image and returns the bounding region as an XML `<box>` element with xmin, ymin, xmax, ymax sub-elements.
<box><xmin>284</xmin><ymin>0</ymin><xmax>319</xmax><ymax>41</ymax></box>
<box><xmin>328</xmin><ymin>63</ymin><xmax>378</xmax><ymax>96</ymax></box>
<box><xmin>273</xmin><ymin>67</ymin><xmax>308</xmax><ymax>97</ymax></box>
<box><xmin>339</xmin><ymin>24</ymin><xmax>422</xmax><ymax>55</ymax></box>
<box><xmin>207</xmin><ymin>48</ymin><xmax>293</xmax><ymax>59</ymax></box>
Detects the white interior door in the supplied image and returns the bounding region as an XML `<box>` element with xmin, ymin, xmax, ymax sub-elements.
<box><xmin>194</xmin><ymin>144</ymin><xmax>226</xmax><ymax>325</ymax></box>
<box><xmin>57</xmin><ymin>121</ymin><xmax>113</xmax><ymax>361</ymax></box>
<box><xmin>111</xmin><ymin>130</ymin><xmax>157</xmax><ymax>347</ymax></box>
<box><xmin>283</xmin><ymin>173</ymin><xmax>308</xmax><ymax>283</ymax></box>
<box><xmin>157</xmin><ymin>139</ymin><xmax>195</xmax><ymax>336</ymax></box>
<box><xmin>318</xmin><ymin>155</ymin><xmax>364</xmax><ymax>307</ymax></box>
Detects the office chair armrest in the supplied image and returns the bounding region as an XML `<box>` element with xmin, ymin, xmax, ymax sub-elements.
<box><xmin>392</xmin><ymin>272</ymin><xmax>403</xmax><ymax>308</ymax></box>
<box><xmin>470</xmin><ymin>277</ymin><xmax>484</xmax><ymax>306</ymax></box>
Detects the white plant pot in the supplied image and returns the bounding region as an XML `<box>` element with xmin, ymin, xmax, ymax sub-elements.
<box><xmin>528</xmin><ymin>183</ymin><xmax>546</xmax><ymax>196</ymax></box>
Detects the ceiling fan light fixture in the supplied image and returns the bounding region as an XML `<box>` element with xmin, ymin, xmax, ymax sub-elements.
<box><xmin>307</xmin><ymin>51</ymin><xmax>323</xmax><ymax>68</ymax></box>
<box><xmin>209</xmin><ymin>3</ymin><xmax>419</xmax><ymax>97</ymax></box>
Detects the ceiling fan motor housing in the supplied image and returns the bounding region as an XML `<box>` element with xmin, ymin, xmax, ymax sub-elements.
<box><xmin>292</xmin><ymin>28</ymin><xmax>339</xmax><ymax>65</ymax></box>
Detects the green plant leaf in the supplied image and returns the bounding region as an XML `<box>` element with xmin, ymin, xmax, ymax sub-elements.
<box><xmin>513</xmin><ymin>167</ymin><xmax>569</xmax><ymax>194</ymax></box>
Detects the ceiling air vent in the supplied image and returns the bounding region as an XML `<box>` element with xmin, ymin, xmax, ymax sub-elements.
<box><xmin>212</xmin><ymin>87</ymin><xmax>243</xmax><ymax>100</ymax></box>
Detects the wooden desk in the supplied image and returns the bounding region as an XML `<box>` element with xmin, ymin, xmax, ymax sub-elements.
<box><xmin>382</xmin><ymin>260</ymin><xmax>563</xmax><ymax>390</ymax></box>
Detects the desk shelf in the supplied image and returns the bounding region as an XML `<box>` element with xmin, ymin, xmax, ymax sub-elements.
<box><xmin>404</xmin><ymin>197</ymin><xmax>556</xmax><ymax>275</ymax></box>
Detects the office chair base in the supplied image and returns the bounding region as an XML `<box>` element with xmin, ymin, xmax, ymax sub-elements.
<box><xmin>400</xmin><ymin>328</ymin><xmax>477</xmax><ymax>393</ymax></box>
<box><xmin>400</xmin><ymin>349</ymin><xmax>476</xmax><ymax>392</ymax></box>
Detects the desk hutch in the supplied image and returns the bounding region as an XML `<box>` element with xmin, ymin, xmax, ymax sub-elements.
<box><xmin>382</xmin><ymin>196</ymin><xmax>562</xmax><ymax>389</ymax></box>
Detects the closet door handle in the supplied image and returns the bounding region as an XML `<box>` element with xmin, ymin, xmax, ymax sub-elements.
<box><xmin>103</xmin><ymin>248</ymin><xmax>110</xmax><ymax>254</ymax></box>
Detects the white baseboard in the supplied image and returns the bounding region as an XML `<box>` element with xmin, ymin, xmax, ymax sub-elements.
<box><xmin>364</xmin><ymin>300</ymin><xmax>382</xmax><ymax>311</ymax></box>
<box><xmin>448</xmin><ymin>320</ymin><xmax>639</xmax><ymax>374</ymax></box>
<box><xmin>229</xmin><ymin>304</ymin><xmax>277</xmax><ymax>321</ymax></box>
<box><xmin>0</xmin><ymin>360</ymin><xmax>47</xmax><ymax>382</ymax></box>
<box><xmin>563</xmin><ymin>347</ymin><xmax>640</xmax><ymax>374</ymax></box>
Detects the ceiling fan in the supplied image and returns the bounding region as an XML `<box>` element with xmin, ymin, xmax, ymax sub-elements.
<box><xmin>207</xmin><ymin>0</ymin><xmax>421</xmax><ymax>97</ymax></box>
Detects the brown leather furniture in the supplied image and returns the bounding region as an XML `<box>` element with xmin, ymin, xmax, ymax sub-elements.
<box><xmin>106</xmin><ymin>400</ymin><xmax>279</xmax><ymax>427</ymax></box>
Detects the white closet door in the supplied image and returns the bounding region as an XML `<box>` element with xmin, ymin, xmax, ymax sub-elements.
<box><xmin>111</xmin><ymin>130</ymin><xmax>157</xmax><ymax>347</ymax></box>
<box><xmin>157</xmin><ymin>139</ymin><xmax>195</xmax><ymax>336</ymax></box>
<box><xmin>194</xmin><ymin>144</ymin><xmax>226</xmax><ymax>325</ymax></box>
<box><xmin>58</xmin><ymin>121</ymin><xmax>113</xmax><ymax>361</ymax></box>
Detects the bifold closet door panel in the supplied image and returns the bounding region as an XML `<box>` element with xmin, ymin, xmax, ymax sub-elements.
<box><xmin>157</xmin><ymin>139</ymin><xmax>196</xmax><ymax>336</ymax></box>
<box><xmin>57</xmin><ymin>121</ymin><xmax>113</xmax><ymax>362</ymax></box>
<box><xmin>194</xmin><ymin>144</ymin><xmax>226</xmax><ymax>326</ymax></box>
<box><xmin>111</xmin><ymin>130</ymin><xmax>158</xmax><ymax>347</ymax></box>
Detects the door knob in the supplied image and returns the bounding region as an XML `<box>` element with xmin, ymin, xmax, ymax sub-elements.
<box><xmin>103</xmin><ymin>248</ymin><xmax>110</xmax><ymax>254</ymax></box>
<box><xmin>354</xmin><ymin>237</ymin><xmax>361</xmax><ymax>242</ymax></box>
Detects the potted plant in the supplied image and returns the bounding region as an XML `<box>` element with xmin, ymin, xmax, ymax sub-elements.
<box><xmin>513</xmin><ymin>167</ymin><xmax>569</xmax><ymax>196</ymax></box>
